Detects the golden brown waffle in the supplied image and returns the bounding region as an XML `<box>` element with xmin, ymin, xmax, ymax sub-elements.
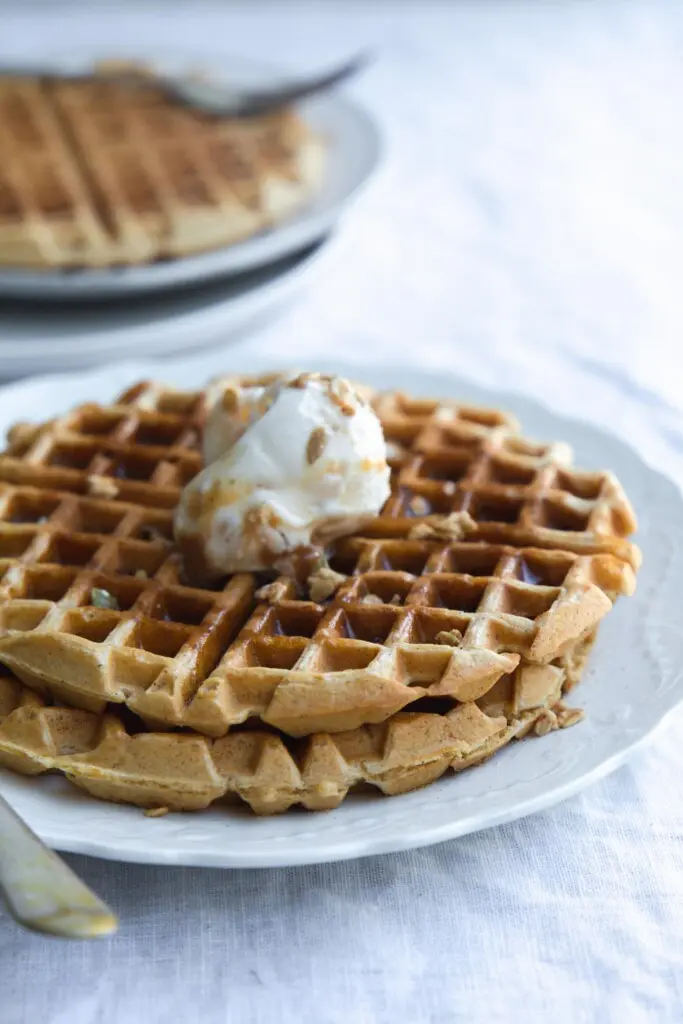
<box><xmin>0</xmin><ymin>74</ymin><xmax>324</xmax><ymax>268</ymax></box>
<box><xmin>372</xmin><ymin>390</ymin><xmax>638</xmax><ymax>560</ymax></box>
<box><xmin>0</xmin><ymin>378</ymin><xmax>638</xmax><ymax>744</ymax></box>
<box><xmin>0</xmin><ymin>632</ymin><xmax>591</xmax><ymax>814</ymax></box>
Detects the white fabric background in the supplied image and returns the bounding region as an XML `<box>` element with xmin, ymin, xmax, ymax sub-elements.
<box><xmin>2</xmin><ymin>2</ymin><xmax>683</xmax><ymax>1021</ymax></box>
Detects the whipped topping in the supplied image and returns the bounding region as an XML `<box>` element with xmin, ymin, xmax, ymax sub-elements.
<box><xmin>175</xmin><ymin>373</ymin><xmax>390</xmax><ymax>580</ymax></box>
<box><xmin>201</xmin><ymin>374</ymin><xmax>283</xmax><ymax>465</ymax></box>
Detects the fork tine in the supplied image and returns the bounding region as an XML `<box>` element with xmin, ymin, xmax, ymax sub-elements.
<box><xmin>236</xmin><ymin>51</ymin><xmax>371</xmax><ymax>116</ymax></box>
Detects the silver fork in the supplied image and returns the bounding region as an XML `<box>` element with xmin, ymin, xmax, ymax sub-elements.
<box><xmin>0</xmin><ymin>52</ymin><xmax>370</xmax><ymax>117</ymax></box>
<box><xmin>0</xmin><ymin>792</ymin><xmax>118</xmax><ymax>938</ymax></box>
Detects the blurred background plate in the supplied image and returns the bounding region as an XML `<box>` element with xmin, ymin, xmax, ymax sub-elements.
<box><xmin>0</xmin><ymin>51</ymin><xmax>380</xmax><ymax>300</ymax></box>
<box><xmin>0</xmin><ymin>237</ymin><xmax>327</xmax><ymax>377</ymax></box>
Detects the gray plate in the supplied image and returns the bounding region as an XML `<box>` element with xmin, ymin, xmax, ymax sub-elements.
<box><xmin>0</xmin><ymin>238</ymin><xmax>328</xmax><ymax>377</ymax></box>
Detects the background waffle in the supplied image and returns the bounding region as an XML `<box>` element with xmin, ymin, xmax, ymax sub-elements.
<box><xmin>0</xmin><ymin>378</ymin><xmax>638</xmax><ymax>745</ymax></box>
<box><xmin>0</xmin><ymin>73</ymin><xmax>324</xmax><ymax>268</ymax></box>
<box><xmin>0</xmin><ymin>631</ymin><xmax>591</xmax><ymax>814</ymax></box>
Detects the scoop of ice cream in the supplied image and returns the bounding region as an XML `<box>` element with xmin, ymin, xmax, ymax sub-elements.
<box><xmin>175</xmin><ymin>372</ymin><xmax>390</xmax><ymax>580</ymax></box>
<box><xmin>201</xmin><ymin>373</ymin><xmax>286</xmax><ymax>465</ymax></box>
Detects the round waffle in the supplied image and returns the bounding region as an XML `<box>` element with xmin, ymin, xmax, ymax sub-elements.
<box><xmin>0</xmin><ymin>74</ymin><xmax>324</xmax><ymax>268</ymax></box>
<box><xmin>0</xmin><ymin>376</ymin><xmax>639</xmax><ymax>814</ymax></box>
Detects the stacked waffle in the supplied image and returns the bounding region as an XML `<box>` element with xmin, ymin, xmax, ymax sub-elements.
<box><xmin>0</xmin><ymin>73</ymin><xmax>324</xmax><ymax>268</ymax></box>
<box><xmin>0</xmin><ymin>377</ymin><xmax>639</xmax><ymax>814</ymax></box>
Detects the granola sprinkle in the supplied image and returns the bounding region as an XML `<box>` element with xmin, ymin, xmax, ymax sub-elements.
<box><xmin>534</xmin><ymin>709</ymin><xmax>559</xmax><ymax>737</ymax></box>
<box><xmin>306</xmin><ymin>426</ymin><xmax>328</xmax><ymax>465</ymax></box>
<box><xmin>309</xmin><ymin>565</ymin><xmax>347</xmax><ymax>603</ymax></box>
<box><xmin>556</xmin><ymin>706</ymin><xmax>585</xmax><ymax>730</ymax></box>
<box><xmin>409</xmin><ymin>511</ymin><xmax>476</xmax><ymax>542</ymax></box>
<box><xmin>87</xmin><ymin>474</ymin><xmax>119</xmax><ymax>500</ymax></box>
<box><xmin>255</xmin><ymin>581</ymin><xmax>282</xmax><ymax>604</ymax></box>
<box><xmin>144</xmin><ymin>806</ymin><xmax>170</xmax><ymax>818</ymax></box>
<box><xmin>328</xmin><ymin>377</ymin><xmax>358</xmax><ymax>417</ymax></box>
<box><xmin>289</xmin><ymin>371</ymin><xmax>321</xmax><ymax>390</ymax></box>
<box><xmin>435</xmin><ymin>629</ymin><xmax>463</xmax><ymax>646</ymax></box>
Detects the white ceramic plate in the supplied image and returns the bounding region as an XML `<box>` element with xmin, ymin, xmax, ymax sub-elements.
<box><xmin>0</xmin><ymin>240</ymin><xmax>326</xmax><ymax>377</ymax></box>
<box><xmin>0</xmin><ymin>354</ymin><xmax>680</xmax><ymax>868</ymax></box>
<box><xmin>0</xmin><ymin>51</ymin><xmax>380</xmax><ymax>300</ymax></box>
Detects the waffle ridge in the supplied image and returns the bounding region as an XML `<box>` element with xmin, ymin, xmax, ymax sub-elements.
<box><xmin>0</xmin><ymin>376</ymin><xmax>638</xmax><ymax>745</ymax></box>
<box><xmin>0</xmin><ymin>74</ymin><xmax>324</xmax><ymax>268</ymax></box>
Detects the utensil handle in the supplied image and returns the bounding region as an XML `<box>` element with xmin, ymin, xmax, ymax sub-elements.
<box><xmin>0</xmin><ymin>794</ymin><xmax>118</xmax><ymax>938</ymax></box>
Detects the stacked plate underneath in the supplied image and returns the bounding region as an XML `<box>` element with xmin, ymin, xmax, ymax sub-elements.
<box><xmin>0</xmin><ymin>52</ymin><xmax>380</xmax><ymax>375</ymax></box>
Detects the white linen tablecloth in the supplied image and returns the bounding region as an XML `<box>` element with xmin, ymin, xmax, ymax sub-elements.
<box><xmin>2</xmin><ymin>3</ymin><xmax>683</xmax><ymax>1022</ymax></box>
